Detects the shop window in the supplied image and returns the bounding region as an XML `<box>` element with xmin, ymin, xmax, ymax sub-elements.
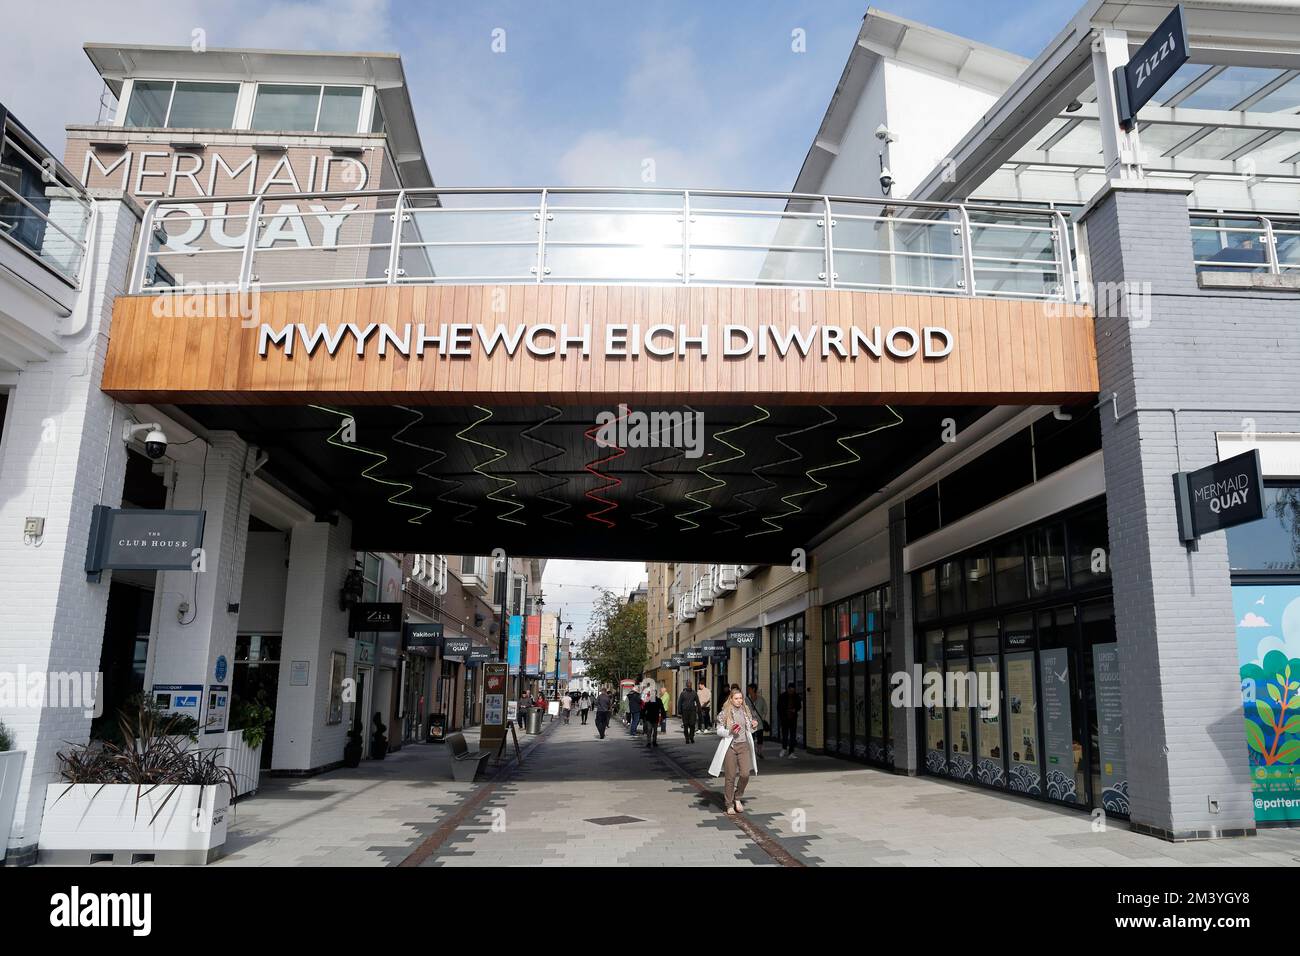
<box><xmin>994</xmin><ymin>536</ymin><xmax>1028</xmax><ymax>604</ymax></box>
<box><xmin>964</xmin><ymin>553</ymin><xmax>994</xmax><ymax>610</ymax></box>
<box><xmin>1226</xmin><ymin>484</ymin><xmax>1300</xmax><ymax>573</ymax></box>
<box><xmin>1068</xmin><ymin>504</ymin><xmax>1112</xmax><ymax>586</ymax></box>
<box><xmin>850</xmin><ymin>593</ymin><xmax>865</xmax><ymax>635</ymax></box>
<box><xmin>1030</xmin><ymin>523</ymin><xmax>1068</xmax><ymax>595</ymax></box>
<box><xmin>1003</xmin><ymin>612</ymin><xmax>1041</xmax><ymax>795</ymax></box>
<box><xmin>944</xmin><ymin>626</ymin><xmax>973</xmax><ymax>780</ymax></box>
<box><xmin>972</xmin><ymin>620</ymin><xmax>1004</xmax><ymax>787</ymax></box>
<box><xmin>922</xmin><ymin>630</ymin><xmax>946</xmax><ymax>775</ymax></box>
<box><xmin>937</xmin><ymin>559</ymin><xmax>962</xmax><ymax>617</ymax></box>
<box><xmin>1038</xmin><ymin>606</ymin><xmax>1085</xmax><ymax>805</ymax></box>
<box><xmin>917</xmin><ymin>567</ymin><xmax>939</xmax><ymax>620</ymax></box>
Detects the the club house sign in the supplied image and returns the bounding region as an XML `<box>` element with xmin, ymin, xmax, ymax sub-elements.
<box><xmin>85</xmin><ymin>506</ymin><xmax>205</xmax><ymax>576</ymax></box>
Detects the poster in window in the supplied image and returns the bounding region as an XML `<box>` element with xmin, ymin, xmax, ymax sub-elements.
<box><xmin>1039</xmin><ymin>648</ymin><xmax>1080</xmax><ymax>803</ymax></box>
<box><xmin>1091</xmin><ymin>642</ymin><xmax>1129</xmax><ymax>814</ymax></box>
<box><xmin>947</xmin><ymin>669</ymin><xmax>973</xmax><ymax>780</ymax></box>
<box><xmin>824</xmin><ymin>670</ymin><xmax>838</xmax><ymax>753</ymax></box>
<box><xmin>974</xmin><ymin>657</ymin><xmax>1004</xmax><ymax>786</ymax></box>
<box><xmin>868</xmin><ymin>666</ymin><xmax>884</xmax><ymax>763</ymax></box>
<box><xmin>852</xmin><ymin>668</ymin><xmax>867</xmax><ymax>758</ymax></box>
<box><xmin>1005</xmin><ymin>652</ymin><xmax>1041</xmax><ymax>794</ymax></box>
<box><xmin>1234</xmin><ymin>584</ymin><xmax>1300</xmax><ymax>824</ymax></box>
<box><xmin>327</xmin><ymin>651</ymin><xmax>346</xmax><ymax>725</ymax></box>
<box><xmin>924</xmin><ymin>663</ymin><xmax>947</xmax><ymax>774</ymax></box>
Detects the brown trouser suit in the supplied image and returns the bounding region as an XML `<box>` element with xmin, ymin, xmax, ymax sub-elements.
<box><xmin>723</xmin><ymin>739</ymin><xmax>751</xmax><ymax>805</ymax></box>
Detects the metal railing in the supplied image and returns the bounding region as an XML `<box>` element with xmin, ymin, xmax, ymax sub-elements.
<box><xmin>1190</xmin><ymin>211</ymin><xmax>1300</xmax><ymax>275</ymax></box>
<box><xmin>129</xmin><ymin>187</ymin><xmax>1078</xmax><ymax>302</ymax></box>
<box><xmin>0</xmin><ymin>110</ymin><xmax>96</xmax><ymax>287</ymax></box>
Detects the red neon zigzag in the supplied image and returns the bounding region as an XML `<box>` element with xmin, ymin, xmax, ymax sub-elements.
<box><xmin>583</xmin><ymin>406</ymin><xmax>631</xmax><ymax>528</ymax></box>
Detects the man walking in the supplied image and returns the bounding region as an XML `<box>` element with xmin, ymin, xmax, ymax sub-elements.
<box><xmin>594</xmin><ymin>687</ymin><xmax>612</xmax><ymax>738</ymax></box>
<box><xmin>776</xmin><ymin>682</ymin><xmax>802</xmax><ymax>758</ymax></box>
<box><xmin>696</xmin><ymin>680</ymin><xmax>711</xmax><ymax>730</ymax></box>
<box><xmin>626</xmin><ymin>686</ymin><xmax>642</xmax><ymax>736</ymax></box>
<box><xmin>561</xmin><ymin>691</ymin><xmax>573</xmax><ymax>724</ymax></box>
<box><xmin>677</xmin><ymin>682</ymin><xmax>699</xmax><ymax>743</ymax></box>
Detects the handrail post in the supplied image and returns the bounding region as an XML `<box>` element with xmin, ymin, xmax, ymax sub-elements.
<box><xmin>1261</xmin><ymin>215</ymin><xmax>1280</xmax><ymax>274</ymax></box>
<box><xmin>681</xmin><ymin>190</ymin><xmax>691</xmax><ymax>284</ymax></box>
<box><xmin>534</xmin><ymin>188</ymin><xmax>550</xmax><ymax>283</ymax></box>
<box><xmin>823</xmin><ymin>196</ymin><xmax>835</xmax><ymax>289</ymax></box>
<box><xmin>387</xmin><ymin>190</ymin><xmax>406</xmax><ymax>284</ymax></box>
<box><xmin>237</xmin><ymin>196</ymin><xmax>264</xmax><ymax>294</ymax></box>
<box><xmin>129</xmin><ymin>199</ymin><xmax>160</xmax><ymax>293</ymax></box>
<box><xmin>958</xmin><ymin>204</ymin><xmax>976</xmax><ymax>297</ymax></box>
<box><xmin>1054</xmin><ymin>210</ymin><xmax>1077</xmax><ymax>303</ymax></box>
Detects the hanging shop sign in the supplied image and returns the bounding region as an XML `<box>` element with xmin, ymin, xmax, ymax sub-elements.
<box><xmin>468</xmin><ymin>645</ymin><xmax>494</xmax><ymax>663</ymax></box>
<box><xmin>349</xmin><ymin>602</ymin><xmax>402</xmax><ymax>634</ymax></box>
<box><xmin>377</xmin><ymin>632</ymin><xmax>401</xmax><ymax>668</ymax></box>
<box><xmin>726</xmin><ymin>627</ymin><xmax>761</xmax><ymax>650</ymax></box>
<box><xmin>204</xmin><ymin>684</ymin><xmax>230</xmax><ymax>735</ymax></box>
<box><xmin>444</xmin><ymin>636</ymin><xmax>474</xmax><ymax>660</ymax></box>
<box><xmin>686</xmin><ymin>647</ymin><xmax>707</xmax><ymax>662</ymax></box>
<box><xmin>1115</xmin><ymin>5</ymin><xmax>1190</xmax><ymax>129</ymax></box>
<box><xmin>403</xmin><ymin>622</ymin><xmax>443</xmax><ymax>650</ymax></box>
<box><xmin>85</xmin><ymin>505</ymin><xmax>205</xmax><ymax>578</ymax></box>
<box><xmin>1174</xmin><ymin>449</ymin><xmax>1266</xmax><ymax>542</ymax></box>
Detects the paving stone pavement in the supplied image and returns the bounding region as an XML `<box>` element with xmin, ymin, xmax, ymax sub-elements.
<box><xmin>204</xmin><ymin>716</ymin><xmax>1300</xmax><ymax>866</ymax></box>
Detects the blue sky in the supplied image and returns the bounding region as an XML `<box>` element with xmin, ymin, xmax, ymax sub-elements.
<box><xmin>6</xmin><ymin>0</ymin><xmax>1082</xmax><ymax>189</ymax></box>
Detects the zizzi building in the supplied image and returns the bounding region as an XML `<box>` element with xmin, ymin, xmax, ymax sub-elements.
<box><xmin>0</xmin><ymin>0</ymin><xmax>1298</xmax><ymax>863</ymax></box>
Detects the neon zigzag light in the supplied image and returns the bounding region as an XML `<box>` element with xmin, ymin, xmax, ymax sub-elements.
<box><xmin>632</xmin><ymin>412</ymin><xmax>691</xmax><ymax>530</ymax></box>
<box><xmin>521</xmin><ymin>404</ymin><xmax>572</xmax><ymax>526</ymax></box>
<box><xmin>747</xmin><ymin>405</ymin><xmax>905</xmax><ymax>538</ymax></box>
<box><xmin>457</xmin><ymin>406</ymin><xmax>526</xmax><ymax>527</ymax></box>
<box><xmin>583</xmin><ymin>405</ymin><xmax>630</xmax><ymax>528</ymax></box>
<box><xmin>310</xmin><ymin>405</ymin><xmax>432</xmax><ymax>525</ymax></box>
<box><xmin>744</xmin><ymin>408</ymin><xmax>837</xmax><ymax>538</ymax></box>
<box><xmin>392</xmin><ymin>405</ymin><xmax>475</xmax><ymax>524</ymax></box>
<box><xmin>677</xmin><ymin>405</ymin><xmax>771</xmax><ymax>531</ymax></box>
<box><xmin>718</xmin><ymin>405</ymin><xmax>773</xmax><ymax>533</ymax></box>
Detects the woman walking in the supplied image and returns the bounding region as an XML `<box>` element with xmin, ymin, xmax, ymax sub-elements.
<box><xmin>708</xmin><ymin>687</ymin><xmax>759</xmax><ymax>815</ymax></box>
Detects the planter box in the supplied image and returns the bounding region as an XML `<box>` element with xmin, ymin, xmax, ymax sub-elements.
<box><xmin>166</xmin><ymin>733</ymin><xmax>262</xmax><ymax>798</ymax></box>
<box><xmin>40</xmin><ymin>783</ymin><xmax>229</xmax><ymax>865</ymax></box>
<box><xmin>0</xmin><ymin>751</ymin><xmax>26</xmax><ymax>863</ymax></box>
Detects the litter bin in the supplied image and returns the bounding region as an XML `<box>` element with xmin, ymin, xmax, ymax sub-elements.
<box><xmin>527</xmin><ymin>706</ymin><xmax>544</xmax><ymax>735</ymax></box>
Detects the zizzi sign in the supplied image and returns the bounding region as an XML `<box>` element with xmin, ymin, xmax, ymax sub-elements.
<box><xmin>349</xmin><ymin>602</ymin><xmax>402</xmax><ymax>634</ymax></box>
<box><xmin>257</xmin><ymin>321</ymin><xmax>954</xmax><ymax>362</ymax></box>
<box><xmin>1174</xmin><ymin>449</ymin><xmax>1265</xmax><ymax>542</ymax></box>
<box><xmin>85</xmin><ymin>506</ymin><xmax>205</xmax><ymax>577</ymax></box>
<box><xmin>1115</xmin><ymin>5</ymin><xmax>1189</xmax><ymax>128</ymax></box>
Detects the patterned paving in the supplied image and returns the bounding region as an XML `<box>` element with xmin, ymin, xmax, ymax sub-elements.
<box><xmin>209</xmin><ymin>716</ymin><xmax>1300</xmax><ymax>867</ymax></box>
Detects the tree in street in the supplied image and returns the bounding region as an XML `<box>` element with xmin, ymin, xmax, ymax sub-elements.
<box><xmin>577</xmin><ymin>590</ymin><xmax>647</xmax><ymax>688</ymax></box>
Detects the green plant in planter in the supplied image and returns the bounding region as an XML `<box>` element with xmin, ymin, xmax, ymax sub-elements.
<box><xmin>231</xmin><ymin>699</ymin><xmax>274</xmax><ymax>749</ymax></box>
<box><xmin>55</xmin><ymin>702</ymin><xmax>236</xmax><ymax>823</ymax></box>
<box><xmin>0</xmin><ymin>720</ymin><xmax>13</xmax><ymax>752</ymax></box>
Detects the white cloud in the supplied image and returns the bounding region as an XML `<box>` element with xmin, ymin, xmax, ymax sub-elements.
<box><xmin>1239</xmin><ymin>611</ymin><xmax>1271</xmax><ymax>628</ymax></box>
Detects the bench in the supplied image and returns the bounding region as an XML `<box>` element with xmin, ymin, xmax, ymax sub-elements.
<box><xmin>446</xmin><ymin>731</ymin><xmax>490</xmax><ymax>782</ymax></box>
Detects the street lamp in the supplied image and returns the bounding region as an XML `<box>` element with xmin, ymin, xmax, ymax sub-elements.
<box><xmin>535</xmin><ymin>592</ymin><xmax>545</xmax><ymax>700</ymax></box>
<box><xmin>564</xmin><ymin>623</ymin><xmax>574</xmax><ymax>693</ymax></box>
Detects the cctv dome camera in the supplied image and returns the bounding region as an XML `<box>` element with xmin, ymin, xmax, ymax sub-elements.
<box><xmin>879</xmin><ymin>167</ymin><xmax>894</xmax><ymax>194</ymax></box>
<box><xmin>144</xmin><ymin>428</ymin><xmax>168</xmax><ymax>460</ymax></box>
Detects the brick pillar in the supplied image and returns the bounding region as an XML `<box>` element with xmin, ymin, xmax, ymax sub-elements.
<box><xmin>0</xmin><ymin>200</ymin><xmax>138</xmax><ymax>863</ymax></box>
<box><xmin>1081</xmin><ymin>182</ymin><xmax>1254</xmax><ymax>838</ymax></box>
<box><xmin>147</xmin><ymin>432</ymin><xmax>251</xmax><ymax>702</ymax></box>
<box><xmin>271</xmin><ymin>517</ymin><xmax>354</xmax><ymax>772</ymax></box>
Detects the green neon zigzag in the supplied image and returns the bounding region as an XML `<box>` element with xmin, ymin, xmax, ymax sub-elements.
<box><xmin>748</xmin><ymin>405</ymin><xmax>904</xmax><ymax>538</ymax></box>
<box><xmin>311</xmin><ymin>405</ymin><xmax>432</xmax><ymax>525</ymax></box>
<box><xmin>677</xmin><ymin>405</ymin><xmax>771</xmax><ymax>531</ymax></box>
<box><xmin>457</xmin><ymin>405</ymin><xmax>526</xmax><ymax>527</ymax></box>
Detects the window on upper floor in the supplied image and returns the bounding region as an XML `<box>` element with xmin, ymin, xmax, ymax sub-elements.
<box><xmin>125</xmin><ymin>80</ymin><xmax>240</xmax><ymax>129</ymax></box>
<box><xmin>251</xmin><ymin>84</ymin><xmax>364</xmax><ymax>133</ymax></box>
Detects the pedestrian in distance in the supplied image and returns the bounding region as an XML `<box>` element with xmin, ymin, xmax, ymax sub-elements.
<box><xmin>642</xmin><ymin>693</ymin><xmax>664</xmax><ymax>748</ymax></box>
<box><xmin>659</xmin><ymin>684</ymin><xmax>671</xmax><ymax>734</ymax></box>
<box><xmin>594</xmin><ymin>688</ymin><xmax>612</xmax><ymax>738</ymax></box>
<box><xmin>696</xmin><ymin>680</ymin><xmax>711</xmax><ymax>730</ymax></box>
<box><xmin>747</xmin><ymin>683</ymin><xmax>769</xmax><ymax>759</ymax></box>
<box><xmin>677</xmin><ymin>682</ymin><xmax>699</xmax><ymax>743</ymax></box>
<box><xmin>776</xmin><ymin>682</ymin><xmax>802</xmax><ymax>758</ymax></box>
<box><xmin>626</xmin><ymin>687</ymin><xmax>642</xmax><ymax>736</ymax></box>
<box><xmin>579</xmin><ymin>692</ymin><xmax>590</xmax><ymax>725</ymax></box>
<box><xmin>561</xmin><ymin>692</ymin><xmax>573</xmax><ymax>724</ymax></box>
<box><xmin>709</xmin><ymin>686</ymin><xmax>759</xmax><ymax>815</ymax></box>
